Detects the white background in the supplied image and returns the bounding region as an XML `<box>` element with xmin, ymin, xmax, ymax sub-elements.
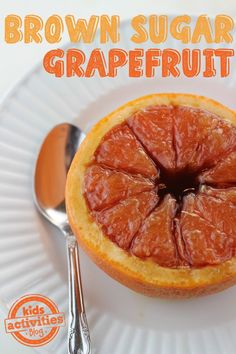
<box><xmin>0</xmin><ymin>0</ymin><xmax>236</xmax><ymax>353</ymax></box>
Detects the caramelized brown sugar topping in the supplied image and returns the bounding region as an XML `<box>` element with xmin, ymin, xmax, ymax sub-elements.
<box><xmin>84</xmin><ymin>105</ymin><xmax>236</xmax><ymax>268</ymax></box>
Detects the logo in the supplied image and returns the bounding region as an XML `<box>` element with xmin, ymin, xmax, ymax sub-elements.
<box><xmin>5</xmin><ymin>294</ymin><xmax>65</xmax><ymax>347</ymax></box>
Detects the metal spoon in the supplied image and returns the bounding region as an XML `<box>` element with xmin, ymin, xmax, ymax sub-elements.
<box><xmin>34</xmin><ymin>123</ymin><xmax>91</xmax><ymax>354</ymax></box>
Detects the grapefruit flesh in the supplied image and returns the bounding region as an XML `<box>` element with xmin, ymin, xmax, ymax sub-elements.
<box><xmin>127</xmin><ymin>106</ymin><xmax>176</xmax><ymax>171</ymax></box>
<box><xmin>176</xmin><ymin>193</ymin><xmax>233</xmax><ymax>266</ymax></box>
<box><xmin>94</xmin><ymin>191</ymin><xmax>158</xmax><ymax>250</ymax></box>
<box><xmin>131</xmin><ymin>194</ymin><xmax>179</xmax><ymax>268</ymax></box>
<box><xmin>200</xmin><ymin>185</ymin><xmax>236</xmax><ymax>204</ymax></box>
<box><xmin>174</xmin><ymin>106</ymin><xmax>236</xmax><ymax>171</ymax></box>
<box><xmin>84</xmin><ymin>165</ymin><xmax>155</xmax><ymax>211</ymax></box>
<box><xmin>84</xmin><ymin>105</ymin><xmax>236</xmax><ymax>268</ymax></box>
<box><xmin>199</xmin><ymin>151</ymin><xmax>236</xmax><ymax>185</ymax></box>
<box><xmin>190</xmin><ymin>191</ymin><xmax>236</xmax><ymax>249</ymax></box>
<box><xmin>94</xmin><ymin>123</ymin><xmax>158</xmax><ymax>178</ymax></box>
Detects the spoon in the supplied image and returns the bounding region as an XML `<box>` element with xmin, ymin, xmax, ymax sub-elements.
<box><xmin>34</xmin><ymin>123</ymin><xmax>91</xmax><ymax>354</ymax></box>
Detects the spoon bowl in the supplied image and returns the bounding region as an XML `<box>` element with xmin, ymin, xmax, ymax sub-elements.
<box><xmin>34</xmin><ymin>123</ymin><xmax>85</xmax><ymax>228</ymax></box>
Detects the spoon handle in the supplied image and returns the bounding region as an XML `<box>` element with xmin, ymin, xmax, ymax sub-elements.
<box><xmin>64</xmin><ymin>226</ymin><xmax>91</xmax><ymax>354</ymax></box>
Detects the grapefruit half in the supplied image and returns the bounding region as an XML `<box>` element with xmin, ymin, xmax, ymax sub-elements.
<box><xmin>66</xmin><ymin>93</ymin><xmax>236</xmax><ymax>298</ymax></box>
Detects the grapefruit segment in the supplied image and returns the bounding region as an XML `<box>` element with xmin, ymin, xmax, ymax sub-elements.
<box><xmin>94</xmin><ymin>123</ymin><xmax>158</xmax><ymax>178</ymax></box>
<box><xmin>175</xmin><ymin>106</ymin><xmax>236</xmax><ymax>171</ymax></box>
<box><xmin>127</xmin><ymin>106</ymin><xmax>176</xmax><ymax>171</ymax></box>
<box><xmin>199</xmin><ymin>151</ymin><xmax>236</xmax><ymax>185</ymax></box>
<box><xmin>94</xmin><ymin>191</ymin><xmax>158</xmax><ymax>250</ymax></box>
<box><xmin>131</xmin><ymin>195</ymin><xmax>179</xmax><ymax>267</ymax></box>
<box><xmin>84</xmin><ymin>165</ymin><xmax>155</xmax><ymax>211</ymax></box>
<box><xmin>200</xmin><ymin>185</ymin><xmax>236</xmax><ymax>204</ymax></box>
<box><xmin>191</xmin><ymin>192</ymin><xmax>236</xmax><ymax>246</ymax></box>
<box><xmin>177</xmin><ymin>194</ymin><xmax>233</xmax><ymax>266</ymax></box>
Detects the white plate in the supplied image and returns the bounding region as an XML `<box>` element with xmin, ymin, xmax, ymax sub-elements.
<box><xmin>1</xmin><ymin>18</ymin><xmax>236</xmax><ymax>354</ymax></box>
